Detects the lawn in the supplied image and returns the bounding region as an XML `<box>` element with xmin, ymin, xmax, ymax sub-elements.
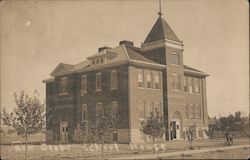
<box><xmin>166</xmin><ymin>147</ymin><xmax>250</xmax><ymax>159</ymax></box>
<box><xmin>1</xmin><ymin>138</ymin><xmax>249</xmax><ymax>160</ymax></box>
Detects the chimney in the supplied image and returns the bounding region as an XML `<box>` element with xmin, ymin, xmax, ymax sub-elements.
<box><xmin>98</xmin><ymin>46</ymin><xmax>111</xmax><ymax>52</ymax></box>
<box><xmin>119</xmin><ymin>40</ymin><xmax>134</xmax><ymax>46</ymax></box>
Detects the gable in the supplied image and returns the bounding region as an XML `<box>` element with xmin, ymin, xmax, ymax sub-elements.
<box><xmin>50</xmin><ymin>63</ymin><xmax>74</xmax><ymax>76</ymax></box>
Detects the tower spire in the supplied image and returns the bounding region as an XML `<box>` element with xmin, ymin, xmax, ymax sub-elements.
<box><xmin>158</xmin><ymin>0</ymin><xmax>163</xmax><ymax>17</ymax></box>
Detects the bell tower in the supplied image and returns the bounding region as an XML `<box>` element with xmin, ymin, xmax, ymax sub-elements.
<box><xmin>141</xmin><ymin>0</ymin><xmax>185</xmax><ymax>140</ymax></box>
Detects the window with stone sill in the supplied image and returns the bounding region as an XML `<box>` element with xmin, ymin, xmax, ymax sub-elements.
<box><xmin>138</xmin><ymin>101</ymin><xmax>145</xmax><ymax>120</ymax></box>
<box><xmin>96</xmin><ymin>72</ymin><xmax>102</xmax><ymax>91</ymax></box>
<box><xmin>184</xmin><ymin>76</ymin><xmax>188</xmax><ymax>92</ymax></box>
<box><xmin>194</xmin><ymin>78</ymin><xmax>200</xmax><ymax>93</ymax></box>
<box><xmin>59</xmin><ymin>77</ymin><xmax>68</xmax><ymax>95</ymax></box>
<box><xmin>111</xmin><ymin>70</ymin><xmax>118</xmax><ymax>90</ymax></box>
<box><xmin>138</xmin><ymin>70</ymin><xmax>144</xmax><ymax>88</ymax></box>
<box><xmin>170</xmin><ymin>52</ymin><xmax>180</xmax><ymax>65</ymax></box>
<box><xmin>195</xmin><ymin>104</ymin><xmax>201</xmax><ymax>119</ymax></box>
<box><xmin>171</xmin><ymin>74</ymin><xmax>181</xmax><ymax>91</ymax></box>
<box><xmin>81</xmin><ymin>104</ymin><xmax>88</xmax><ymax>121</ymax></box>
<box><xmin>146</xmin><ymin>72</ymin><xmax>153</xmax><ymax>89</ymax></box>
<box><xmin>189</xmin><ymin>104</ymin><xmax>195</xmax><ymax>119</ymax></box>
<box><xmin>185</xmin><ymin>104</ymin><xmax>189</xmax><ymax>119</ymax></box>
<box><xmin>80</xmin><ymin>75</ymin><xmax>87</xmax><ymax>94</ymax></box>
<box><xmin>154</xmin><ymin>72</ymin><xmax>161</xmax><ymax>89</ymax></box>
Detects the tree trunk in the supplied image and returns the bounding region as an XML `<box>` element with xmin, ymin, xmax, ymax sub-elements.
<box><xmin>101</xmin><ymin>140</ymin><xmax>104</xmax><ymax>160</ymax></box>
<box><xmin>152</xmin><ymin>137</ymin><xmax>155</xmax><ymax>154</ymax></box>
<box><xmin>25</xmin><ymin>133</ymin><xmax>28</xmax><ymax>160</ymax></box>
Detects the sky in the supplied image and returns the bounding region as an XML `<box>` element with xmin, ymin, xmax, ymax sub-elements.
<box><xmin>0</xmin><ymin>0</ymin><xmax>249</xmax><ymax>117</ymax></box>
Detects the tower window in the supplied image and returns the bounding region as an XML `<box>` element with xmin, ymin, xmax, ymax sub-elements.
<box><xmin>170</xmin><ymin>52</ymin><xmax>180</xmax><ymax>65</ymax></box>
<box><xmin>171</xmin><ymin>74</ymin><xmax>181</xmax><ymax>91</ymax></box>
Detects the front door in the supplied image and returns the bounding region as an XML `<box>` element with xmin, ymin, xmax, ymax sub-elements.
<box><xmin>60</xmin><ymin>121</ymin><xmax>68</xmax><ymax>143</ymax></box>
<box><xmin>170</xmin><ymin>120</ymin><xmax>181</xmax><ymax>140</ymax></box>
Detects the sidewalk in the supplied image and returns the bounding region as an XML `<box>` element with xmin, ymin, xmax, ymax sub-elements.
<box><xmin>107</xmin><ymin>144</ymin><xmax>250</xmax><ymax>160</ymax></box>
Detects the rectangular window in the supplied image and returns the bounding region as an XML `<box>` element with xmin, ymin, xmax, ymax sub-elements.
<box><xmin>184</xmin><ymin>77</ymin><xmax>188</xmax><ymax>92</ymax></box>
<box><xmin>195</xmin><ymin>104</ymin><xmax>201</xmax><ymax>119</ymax></box>
<box><xmin>60</xmin><ymin>77</ymin><xmax>68</xmax><ymax>95</ymax></box>
<box><xmin>146</xmin><ymin>72</ymin><xmax>153</xmax><ymax>89</ymax></box>
<box><xmin>81</xmin><ymin>104</ymin><xmax>88</xmax><ymax>121</ymax></box>
<box><xmin>189</xmin><ymin>104</ymin><xmax>195</xmax><ymax>119</ymax></box>
<box><xmin>188</xmin><ymin>77</ymin><xmax>194</xmax><ymax>93</ymax></box>
<box><xmin>170</xmin><ymin>52</ymin><xmax>180</xmax><ymax>65</ymax></box>
<box><xmin>96</xmin><ymin>72</ymin><xmax>102</xmax><ymax>91</ymax></box>
<box><xmin>155</xmin><ymin>102</ymin><xmax>162</xmax><ymax>116</ymax></box>
<box><xmin>146</xmin><ymin>102</ymin><xmax>153</xmax><ymax>117</ymax></box>
<box><xmin>172</xmin><ymin>74</ymin><xmax>181</xmax><ymax>91</ymax></box>
<box><xmin>154</xmin><ymin>72</ymin><xmax>161</xmax><ymax>89</ymax></box>
<box><xmin>185</xmin><ymin>104</ymin><xmax>189</xmax><ymax>119</ymax></box>
<box><xmin>81</xmin><ymin>75</ymin><xmax>87</xmax><ymax>94</ymax></box>
<box><xmin>139</xmin><ymin>101</ymin><xmax>145</xmax><ymax>120</ymax></box>
<box><xmin>96</xmin><ymin>102</ymin><xmax>103</xmax><ymax>114</ymax></box>
<box><xmin>194</xmin><ymin>78</ymin><xmax>200</xmax><ymax>93</ymax></box>
<box><xmin>96</xmin><ymin>59</ymin><xmax>99</xmax><ymax>64</ymax></box>
<box><xmin>111</xmin><ymin>70</ymin><xmax>118</xmax><ymax>90</ymax></box>
<box><xmin>138</xmin><ymin>70</ymin><xmax>144</xmax><ymax>88</ymax></box>
<box><xmin>100</xmin><ymin>59</ymin><xmax>104</xmax><ymax>63</ymax></box>
<box><xmin>112</xmin><ymin>101</ymin><xmax>118</xmax><ymax>112</ymax></box>
<box><xmin>92</xmin><ymin>61</ymin><xmax>95</xmax><ymax>65</ymax></box>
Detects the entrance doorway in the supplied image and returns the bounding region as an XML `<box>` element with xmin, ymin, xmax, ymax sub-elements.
<box><xmin>170</xmin><ymin>111</ymin><xmax>183</xmax><ymax>140</ymax></box>
<box><xmin>170</xmin><ymin>120</ymin><xmax>181</xmax><ymax>140</ymax></box>
<box><xmin>60</xmin><ymin>121</ymin><xmax>68</xmax><ymax>143</ymax></box>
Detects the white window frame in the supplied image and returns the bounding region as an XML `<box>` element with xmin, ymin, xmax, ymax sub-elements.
<box><xmin>189</xmin><ymin>104</ymin><xmax>195</xmax><ymax>119</ymax></box>
<box><xmin>188</xmin><ymin>77</ymin><xmax>194</xmax><ymax>93</ymax></box>
<box><xmin>81</xmin><ymin>75</ymin><xmax>87</xmax><ymax>94</ymax></box>
<box><xmin>185</xmin><ymin>104</ymin><xmax>189</xmax><ymax>119</ymax></box>
<box><xmin>139</xmin><ymin>101</ymin><xmax>145</xmax><ymax>120</ymax></box>
<box><xmin>154</xmin><ymin>72</ymin><xmax>161</xmax><ymax>90</ymax></box>
<box><xmin>195</xmin><ymin>104</ymin><xmax>201</xmax><ymax>119</ymax></box>
<box><xmin>138</xmin><ymin>69</ymin><xmax>144</xmax><ymax>88</ymax></box>
<box><xmin>194</xmin><ymin>78</ymin><xmax>200</xmax><ymax>93</ymax></box>
<box><xmin>111</xmin><ymin>70</ymin><xmax>118</xmax><ymax>90</ymax></box>
<box><xmin>184</xmin><ymin>76</ymin><xmax>188</xmax><ymax>92</ymax></box>
<box><xmin>59</xmin><ymin>77</ymin><xmax>68</xmax><ymax>95</ymax></box>
<box><xmin>171</xmin><ymin>74</ymin><xmax>181</xmax><ymax>91</ymax></box>
<box><xmin>95</xmin><ymin>72</ymin><xmax>102</xmax><ymax>92</ymax></box>
<box><xmin>170</xmin><ymin>52</ymin><xmax>180</xmax><ymax>65</ymax></box>
<box><xmin>146</xmin><ymin>71</ymin><xmax>153</xmax><ymax>89</ymax></box>
<box><xmin>81</xmin><ymin>104</ymin><xmax>88</xmax><ymax>121</ymax></box>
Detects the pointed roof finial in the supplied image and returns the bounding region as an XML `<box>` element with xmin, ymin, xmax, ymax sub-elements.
<box><xmin>158</xmin><ymin>0</ymin><xmax>163</xmax><ymax>17</ymax></box>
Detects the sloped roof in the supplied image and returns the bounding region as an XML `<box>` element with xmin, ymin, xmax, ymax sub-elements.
<box><xmin>184</xmin><ymin>65</ymin><xmax>203</xmax><ymax>73</ymax></box>
<box><xmin>144</xmin><ymin>17</ymin><xmax>181</xmax><ymax>44</ymax></box>
<box><xmin>124</xmin><ymin>45</ymin><xmax>160</xmax><ymax>64</ymax></box>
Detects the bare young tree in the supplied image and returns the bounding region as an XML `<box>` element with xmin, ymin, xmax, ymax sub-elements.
<box><xmin>3</xmin><ymin>90</ymin><xmax>45</xmax><ymax>160</ymax></box>
<box><xmin>92</xmin><ymin>103</ymin><xmax>119</xmax><ymax>160</ymax></box>
<box><xmin>140</xmin><ymin>110</ymin><xmax>165</xmax><ymax>154</ymax></box>
<box><xmin>186</xmin><ymin>125</ymin><xmax>196</xmax><ymax>150</ymax></box>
